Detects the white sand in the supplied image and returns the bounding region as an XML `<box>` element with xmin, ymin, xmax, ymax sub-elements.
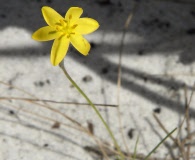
<box><xmin>0</xmin><ymin>0</ymin><xmax>195</xmax><ymax>159</ymax></box>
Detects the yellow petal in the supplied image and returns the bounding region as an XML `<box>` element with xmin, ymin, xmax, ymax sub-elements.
<box><xmin>65</xmin><ymin>7</ymin><xmax>83</xmax><ymax>22</ymax></box>
<box><xmin>75</xmin><ymin>18</ymin><xmax>100</xmax><ymax>34</ymax></box>
<box><xmin>42</xmin><ymin>6</ymin><xmax>63</xmax><ymax>27</ymax></box>
<box><xmin>32</xmin><ymin>26</ymin><xmax>60</xmax><ymax>41</ymax></box>
<box><xmin>51</xmin><ymin>36</ymin><xmax>70</xmax><ymax>66</ymax></box>
<box><xmin>70</xmin><ymin>34</ymin><xmax>90</xmax><ymax>56</ymax></box>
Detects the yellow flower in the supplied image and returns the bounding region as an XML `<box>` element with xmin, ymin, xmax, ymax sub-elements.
<box><xmin>32</xmin><ymin>6</ymin><xmax>99</xmax><ymax>66</ymax></box>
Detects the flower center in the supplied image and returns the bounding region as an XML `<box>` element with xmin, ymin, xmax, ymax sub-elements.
<box><xmin>55</xmin><ymin>16</ymin><xmax>78</xmax><ymax>38</ymax></box>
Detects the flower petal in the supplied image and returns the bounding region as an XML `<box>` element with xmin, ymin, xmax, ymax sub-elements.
<box><xmin>32</xmin><ymin>26</ymin><xmax>60</xmax><ymax>41</ymax></box>
<box><xmin>51</xmin><ymin>36</ymin><xmax>70</xmax><ymax>66</ymax></box>
<box><xmin>70</xmin><ymin>34</ymin><xmax>90</xmax><ymax>56</ymax></box>
<box><xmin>42</xmin><ymin>6</ymin><xmax>63</xmax><ymax>27</ymax></box>
<box><xmin>65</xmin><ymin>7</ymin><xmax>83</xmax><ymax>22</ymax></box>
<box><xmin>75</xmin><ymin>18</ymin><xmax>100</xmax><ymax>34</ymax></box>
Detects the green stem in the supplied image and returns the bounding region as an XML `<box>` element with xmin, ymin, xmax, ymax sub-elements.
<box><xmin>59</xmin><ymin>61</ymin><xmax>124</xmax><ymax>159</ymax></box>
<box><xmin>144</xmin><ymin>127</ymin><xmax>177</xmax><ymax>160</ymax></box>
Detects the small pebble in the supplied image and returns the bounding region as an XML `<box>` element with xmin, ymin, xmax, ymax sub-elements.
<box><xmin>82</xmin><ymin>75</ymin><xmax>92</xmax><ymax>82</ymax></box>
<box><xmin>101</xmin><ymin>67</ymin><xmax>109</xmax><ymax>74</ymax></box>
<box><xmin>9</xmin><ymin>110</ymin><xmax>15</xmax><ymax>115</ymax></box>
<box><xmin>1</xmin><ymin>14</ymin><xmax>6</xmax><ymax>18</ymax></box>
<box><xmin>43</xmin><ymin>144</ymin><xmax>49</xmax><ymax>147</ymax></box>
<box><xmin>96</xmin><ymin>0</ymin><xmax>112</xmax><ymax>6</ymax></box>
<box><xmin>153</xmin><ymin>108</ymin><xmax>161</xmax><ymax>114</ymax></box>
<box><xmin>127</xmin><ymin>128</ymin><xmax>134</xmax><ymax>139</ymax></box>
<box><xmin>143</xmin><ymin>76</ymin><xmax>148</xmax><ymax>82</ymax></box>
<box><xmin>186</xmin><ymin>28</ymin><xmax>195</xmax><ymax>35</ymax></box>
<box><xmin>90</xmin><ymin>42</ymin><xmax>96</xmax><ymax>49</ymax></box>
<box><xmin>46</xmin><ymin>0</ymin><xmax>52</xmax><ymax>3</ymax></box>
<box><xmin>52</xmin><ymin>121</ymin><xmax>60</xmax><ymax>129</ymax></box>
<box><xmin>138</xmin><ymin>50</ymin><xmax>144</xmax><ymax>56</ymax></box>
<box><xmin>87</xmin><ymin>121</ymin><xmax>94</xmax><ymax>135</ymax></box>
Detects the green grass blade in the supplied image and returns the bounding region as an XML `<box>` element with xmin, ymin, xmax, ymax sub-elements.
<box><xmin>144</xmin><ymin>128</ymin><xmax>177</xmax><ymax>160</ymax></box>
<box><xmin>133</xmin><ymin>135</ymin><xmax>140</xmax><ymax>160</ymax></box>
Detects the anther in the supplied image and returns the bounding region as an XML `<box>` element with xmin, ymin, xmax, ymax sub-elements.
<box><xmin>59</xmin><ymin>19</ymin><xmax>64</xmax><ymax>25</ymax></box>
<box><xmin>56</xmin><ymin>26</ymin><xmax>60</xmax><ymax>31</ymax></box>
<box><xmin>71</xmin><ymin>24</ymin><xmax>78</xmax><ymax>29</ymax></box>
<box><xmin>69</xmin><ymin>15</ymin><xmax>72</xmax><ymax>20</ymax></box>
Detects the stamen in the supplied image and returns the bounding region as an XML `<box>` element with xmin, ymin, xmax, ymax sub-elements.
<box><xmin>59</xmin><ymin>19</ymin><xmax>65</xmax><ymax>25</ymax></box>
<box><xmin>56</xmin><ymin>26</ymin><xmax>61</xmax><ymax>31</ymax></box>
<box><xmin>71</xmin><ymin>24</ymin><xmax>78</xmax><ymax>29</ymax></box>
<box><xmin>69</xmin><ymin>15</ymin><xmax>72</xmax><ymax>20</ymax></box>
<box><xmin>62</xmin><ymin>33</ymin><xmax>66</xmax><ymax>36</ymax></box>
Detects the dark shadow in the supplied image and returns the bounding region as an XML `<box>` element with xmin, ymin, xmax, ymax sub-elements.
<box><xmin>0</xmin><ymin>0</ymin><xmax>195</xmax><ymax>60</ymax></box>
<box><xmin>1</xmin><ymin>0</ymin><xmax>195</xmax><ymax>118</ymax></box>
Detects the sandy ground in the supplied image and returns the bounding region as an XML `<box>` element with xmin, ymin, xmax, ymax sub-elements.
<box><xmin>0</xmin><ymin>0</ymin><xmax>195</xmax><ymax>159</ymax></box>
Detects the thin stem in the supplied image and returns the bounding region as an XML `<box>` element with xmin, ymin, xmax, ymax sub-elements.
<box><xmin>0</xmin><ymin>96</ymin><xmax>117</xmax><ymax>107</ymax></box>
<box><xmin>133</xmin><ymin>136</ymin><xmax>139</xmax><ymax>160</ymax></box>
<box><xmin>117</xmin><ymin>3</ymin><xmax>139</xmax><ymax>155</ymax></box>
<box><xmin>144</xmin><ymin>128</ymin><xmax>177</xmax><ymax>160</ymax></box>
<box><xmin>59</xmin><ymin>61</ymin><xmax>124</xmax><ymax>159</ymax></box>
